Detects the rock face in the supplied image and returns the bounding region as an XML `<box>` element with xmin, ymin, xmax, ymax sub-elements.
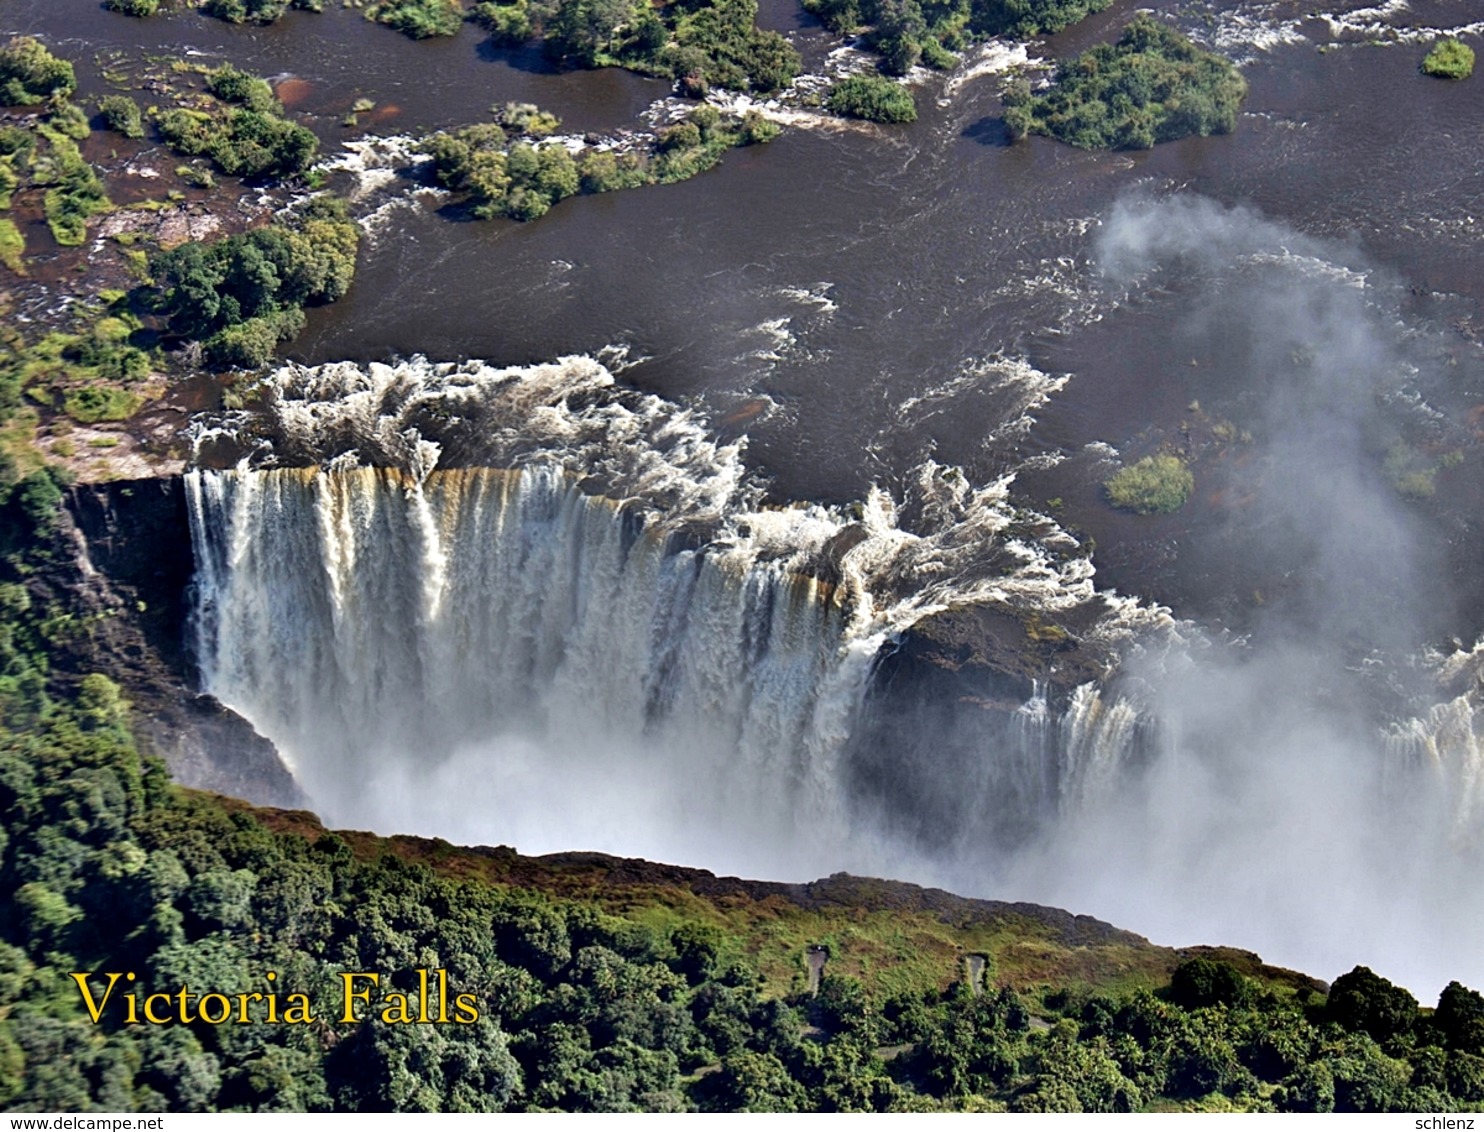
<box><xmin>64</xmin><ymin>477</ymin><xmax>303</xmax><ymax>808</ymax></box>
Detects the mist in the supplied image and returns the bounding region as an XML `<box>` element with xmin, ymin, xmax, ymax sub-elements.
<box><xmin>992</xmin><ymin>193</ymin><xmax>1484</xmax><ymax>998</ymax></box>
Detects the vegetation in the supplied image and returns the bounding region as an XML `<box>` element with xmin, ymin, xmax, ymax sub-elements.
<box><xmin>103</xmin><ymin>0</ymin><xmax>162</xmax><ymax>15</ymax></box>
<box><xmin>156</xmin><ymin>65</ymin><xmax>319</xmax><ymax>180</ymax></box>
<box><xmin>1103</xmin><ymin>454</ymin><xmax>1193</xmax><ymax>515</ymax></box>
<box><xmin>0</xmin><ymin>219</ymin><xmax>23</xmax><ymax>275</ymax></box>
<box><xmin>424</xmin><ymin>103</ymin><xmax>777</xmax><ymax>221</ymax></box>
<box><xmin>1422</xmin><ymin>38</ymin><xmax>1474</xmax><ymax>80</ymax></box>
<box><xmin>202</xmin><ymin>0</ymin><xmax>325</xmax><ymax>22</ymax></box>
<box><xmin>0</xmin><ymin>38</ymin><xmax>77</xmax><ymax>107</ymax></box>
<box><xmin>36</xmin><ymin>128</ymin><xmax>110</xmax><ymax>247</ymax></box>
<box><xmin>804</xmin><ymin>0</ymin><xmax>1109</xmax><ymax>76</ymax></box>
<box><xmin>97</xmin><ymin>95</ymin><xmax>145</xmax><ymax>140</ymax></box>
<box><xmin>0</xmin><ymin>312</ymin><xmax>154</xmax><ymax>435</ymax></box>
<box><xmin>1003</xmin><ymin>15</ymin><xmax>1247</xmax><ymax>150</ymax></box>
<box><xmin>366</xmin><ymin>0</ymin><xmax>466</xmax><ymax>38</ymax></box>
<box><xmin>473</xmin><ymin>0</ymin><xmax>799</xmax><ymax>95</ymax></box>
<box><xmin>827</xmin><ymin>75</ymin><xmax>917</xmax><ymax>123</ymax></box>
<box><xmin>150</xmin><ymin>195</ymin><xmax>360</xmax><ymax>368</ymax></box>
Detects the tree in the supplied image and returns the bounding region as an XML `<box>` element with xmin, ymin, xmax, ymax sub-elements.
<box><xmin>1327</xmin><ymin>966</ymin><xmax>1418</xmax><ymax>1043</ymax></box>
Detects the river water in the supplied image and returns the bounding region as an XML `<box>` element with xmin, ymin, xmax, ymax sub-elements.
<box><xmin>10</xmin><ymin>0</ymin><xmax>1484</xmax><ymax>992</ymax></box>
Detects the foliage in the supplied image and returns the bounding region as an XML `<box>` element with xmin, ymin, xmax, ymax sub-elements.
<box><xmin>34</xmin><ymin>130</ymin><xmax>110</xmax><ymax>247</ymax></box>
<box><xmin>156</xmin><ymin>66</ymin><xmax>318</xmax><ymax>180</ymax></box>
<box><xmin>366</xmin><ymin>0</ymin><xmax>467</xmax><ymax>38</ymax></box>
<box><xmin>425</xmin><ymin>103</ymin><xmax>776</xmax><ymax>221</ymax></box>
<box><xmin>1103</xmin><ymin>454</ymin><xmax>1193</xmax><ymax>514</ymax></box>
<box><xmin>827</xmin><ymin>75</ymin><xmax>917</xmax><ymax>122</ymax></box>
<box><xmin>202</xmin><ymin>0</ymin><xmax>325</xmax><ymax>22</ymax></box>
<box><xmin>475</xmin><ymin>0</ymin><xmax>797</xmax><ymax>94</ymax></box>
<box><xmin>97</xmin><ymin>96</ymin><xmax>145</xmax><ymax>140</ymax></box>
<box><xmin>1004</xmin><ymin>15</ymin><xmax>1247</xmax><ymax>150</ymax></box>
<box><xmin>0</xmin><ymin>219</ymin><xmax>23</xmax><ymax>275</ymax></box>
<box><xmin>103</xmin><ymin>0</ymin><xmax>161</xmax><ymax>15</ymax></box>
<box><xmin>1326</xmin><ymin>966</ymin><xmax>1418</xmax><ymax>1042</ymax></box>
<box><xmin>0</xmin><ymin>38</ymin><xmax>77</xmax><ymax>107</ymax></box>
<box><xmin>1422</xmin><ymin>38</ymin><xmax>1474</xmax><ymax>80</ymax></box>
<box><xmin>150</xmin><ymin>196</ymin><xmax>359</xmax><ymax>368</ymax></box>
<box><xmin>803</xmin><ymin>0</ymin><xmax>1108</xmax><ymax>76</ymax></box>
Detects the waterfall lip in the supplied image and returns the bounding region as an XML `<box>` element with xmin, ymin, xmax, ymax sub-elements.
<box><xmin>184</xmin><ymin>354</ymin><xmax>1197</xmax><ymax>688</ymax></box>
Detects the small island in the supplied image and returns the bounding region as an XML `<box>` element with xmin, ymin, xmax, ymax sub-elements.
<box><xmin>1004</xmin><ymin>14</ymin><xmax>1247</xmax><ymax>150</ymax></box>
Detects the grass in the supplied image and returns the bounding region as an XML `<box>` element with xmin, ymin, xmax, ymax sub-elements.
<box><xmin>1422</xmin><ymin>37</ymin><xmax>1474</xmax><ymax>79</ymax></box>
<box><xmin>1104</xmin><ymin>454</ymin><xmax>1193</xmax><ymax>514</ymax></box>
<box><xmin>224</xmin><ymin>795</ymin><xmax>1217</xmax><ymax>1004</ymax></box>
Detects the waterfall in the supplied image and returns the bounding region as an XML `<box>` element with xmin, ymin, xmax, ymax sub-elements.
<box><xmin>186</xmin><ymin>463</ymin><xmax>886</xmax><ymax>877</ymax></box>
<box><xmin>181</xmin><ymin>353</ymin><xmax>1166</xmax><ymax>880</ymax></box>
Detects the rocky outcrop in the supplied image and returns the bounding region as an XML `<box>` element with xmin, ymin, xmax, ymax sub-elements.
<box><xmin>63</xmin><ymin>477</ymin><xmax>303</xmax><ymax>808</ymax></box>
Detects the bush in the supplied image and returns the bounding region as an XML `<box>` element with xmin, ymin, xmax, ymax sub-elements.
<box><xmin>366</xmin><ymin>0</ymin><xmax>465</xmax><ymax>38</ymax></box>
<box><xmin>103</xmin><ymin>0</ymin><xmax>160</xmax><ymax>14</ymax></box>
<box><xmin>827</xmin><ymin>75</ymin><xmax>917</xmax><ymax>122</ymax></box>
<box><xmin>202</xmin><ymin>0</ymin><xmax>324</xmax><ymax>22</ymax></box>
<box><xmin>1104</xmin><ymin>454</ymin><xmax>1193</xmax><ymax>514</ymax></box>
<box><xmin>0</xmin><ymin>219</ymin><xmax>24</xmax><ymax>275</ymax></box>
<box><xmin>1422</xmin><ymin>38</ymin><xmax>1474</xmax><ymax>80</ymax></box>
<box><xmin>473</xmin><ymin>0</ymin><xmax>534</xmax><ymax>43</ymax></box>
<box><xmin>63</xmin><ymin>384</ymin><xmax>143</xmax><ymax>424</ymax></box>
<box><xmin>97</xmin><ymin>95</ymin><xmax>145</xmax><ymax>139</ymax></box>
<box><xmin>0</xmin><ymin>37</ymin><xmax>77</xmax><ymax>106</ymax></box>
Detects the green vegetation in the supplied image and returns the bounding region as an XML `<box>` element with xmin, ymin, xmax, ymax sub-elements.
<box><xmin>103</xmin><ymin>0</ymin><xmax>162</xmax><ymax>15</ymax></box>
<box><xmin>202</xmin><ymin>0</ymin><xmax>325</xmax><ymax>22</ymax></box>
<box><xmin>151</xmin><ymin>195</ymin><xmax>360</xmax><ymax>368</ymax></box>
<box><xmin>0</xmin><ymin>219</ymin><xmax>23</xmax><ymax>275</ymax></box>
<box><xmin>97</xmin><ymin>95</ymin><xmax>146</xmax><ymax>140</ymax></box>
<box><xmin>367</xmin><ymin>0</ymin><xmax>466</xmax><ymax>37</ymax></box>
<box><xmin>1103</xmin><ymin>454</ymin><xmax>1193</xmax><ymax>515</ymax></box>
<box><xmin>425</xmin><ymin>103</ymin><xmax>777</xmax><ymax>221</ymax></box>
<box><xmin>827</xmin><ymin>75</ymin><xmax>917</xmax><ymax>123</ymax></box>
<box><xmin>0</xmin><ymin>37</ymin><xmax>77</xmax><ymax>107</ymax></box>
<box><xmin>1383</xmin><ymin>440</ymin><xmax>1450</xmax><ymax>500</ymax></box>
<box><xmin>0</xmin><ymin>313</ymin><xmax>154</xmax><ymax>435</ymax></box>
<box><xmin>156</xmin><ymin>65</ymin><xmax>319</xmax><ymax>180</ymax></box>
<box><xmin>1003</xmin><ymin>15</ymin><xmax>1247</xmax><ymax>150</ymax></box>
<box><xmin>1422</xmin><ymin>37</ymin><xmax>1474</xmax><ymax>80</ymax></box>
<box><xmin>804</xmin><ymin>0</ymin><xmax>1109</xmax><ymax>76</ymax></box>
<box><xmin>474</xmin><ymin>0</ymin><xmax>799</xmax><ymax>95</ymax></box>
<box><xmin>35</xmin><ymin>129</ymin><xmax>110</xmax><ymax>247</ymax></box>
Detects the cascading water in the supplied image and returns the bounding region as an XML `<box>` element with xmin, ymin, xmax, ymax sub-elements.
<box><xmin>184</xmin><ymin>353</ymin><xmax>1149</xmax><ymax>881</ymax></box>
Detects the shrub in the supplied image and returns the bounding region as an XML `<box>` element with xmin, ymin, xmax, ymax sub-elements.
<box><xmin>0</xmin><ymin>218</ymin><xmax>24</xmax><ymax>275</ymax></box>
<box><xmin>202</xmin><ymin>0</ymin><xmax>324</xmax><ymax>22</ymax></box>
<box><xmin>366</xmin><ymin>0</ymin><xmax>466</xmax><ymax>38</ymax></box>
<box><xmin>97</xmin><ymin>95</ymin><xmax>145</xmax><ymax>139</ymax></box>
<box><xmin>1103</xmin><ymin>454</ymin><xmax>1193</xmax><ymax>514</ymax></box>
<box><xmin>103</xmin><ymin>0</ymin><xmax>161</xmax><ymax>14</ymax></box>
<box><xmin>1422</xmin><ymin>38</ymin><xmax>1474</xmax><ymax>80</ymax></box>
<box><xmin>0</xmin><ymin>37</ymin><xmax>77</xmax><ymax>106</ymax></box>
<box><xmin>827</xmin><ymin>75</ymin><xmax>917</xmax><ymax>122</ymax></box>
<box><xmin>473</xmin><ymin>0</ymin><xmax>534</xmax><ymax>43</ymax></box>
<box><xmin>63</xmin><ymin>384</ymin><xmax>143</xmax><ymax>424</ymax></box>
